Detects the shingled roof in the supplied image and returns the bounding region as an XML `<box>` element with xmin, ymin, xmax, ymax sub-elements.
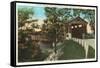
<box><xmin>68</xmin><ymin>16</ymin><xmax>88</xmax><ymax>25</ymax></box>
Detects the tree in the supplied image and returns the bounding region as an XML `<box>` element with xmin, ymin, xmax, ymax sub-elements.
<box><xmin>18</xmin><ymin>7</ymin><xmax>44</xmax><ymax>62</ymax></box>
<box><xmin>82</xmin><ymin>9</ymin><xmax>95</xmax><ymax>23</ymax></box>
<box><xmin>70</xmin><ymin>9</ymin><xmax>95</xmax><ymax>23</ymax></box>
<box><xmin>44</xmin><ymin>7</ymin><xmax>69</xmax><ymax>54</ymax></box>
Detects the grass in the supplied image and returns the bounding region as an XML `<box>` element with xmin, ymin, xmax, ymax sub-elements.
<box><xmin>87</xmin><ymin>46</ymin><xmax>95</xmax><ymax>58</ymax></box>
<box><xmin>58</xmin><ymin>40</ymin><xmax>85</xmax><ymax>60</ymax></box>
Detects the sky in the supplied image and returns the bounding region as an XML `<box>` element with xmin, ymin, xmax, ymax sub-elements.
<box><xmin>17</xmin><ymin>5</ymin><xmax>47</xmax><ymax>20</ymax></box>
<box><xmin>33</xmin><ymin>7</ymin><xmax>46</xmax><ymax>20</ymax></box>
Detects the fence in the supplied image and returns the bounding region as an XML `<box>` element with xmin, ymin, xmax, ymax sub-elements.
<box><xmin>72</xmin><ymin>38</ymin><xmax>95</xmax><ymax>58</ymax></box>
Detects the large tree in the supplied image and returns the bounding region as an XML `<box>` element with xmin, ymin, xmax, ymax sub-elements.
<box><xmin>44</xmin><ymin>7</ymin><xmax>70</xmax><ymax>54</ymax></box>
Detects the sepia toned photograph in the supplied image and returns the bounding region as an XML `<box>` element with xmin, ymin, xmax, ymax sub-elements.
<box><xmin>11</xmin><ymin>1</ymin><xmax>97</xmax><ymax>66</ymax></box>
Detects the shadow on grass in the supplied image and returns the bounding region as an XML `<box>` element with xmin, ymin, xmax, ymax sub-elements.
<box><xmin>58</xmin><ymin>40</ymin><xmax>85</xmax><ymax>60</ymax></box>
<box><xmin>87</xmin><ymin>46</ymin><xmax>95</xmax><ymax>58</ymax></box>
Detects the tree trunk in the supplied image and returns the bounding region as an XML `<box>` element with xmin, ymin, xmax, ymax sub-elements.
<box><xmin>54</xmin><ymin>42</ymin><xmax>57</xmax><ymax>54</ymax></box>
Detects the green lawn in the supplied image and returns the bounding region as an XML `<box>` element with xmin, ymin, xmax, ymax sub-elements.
<box><xmin>58</xmin><ymin>40</ymin><xmax>85</xmax><ymax>60</ymax></box>
<box><xmin>87</xmin><ymin>46</ymin><xmax>95</xmax><ymax>58</ymax></box>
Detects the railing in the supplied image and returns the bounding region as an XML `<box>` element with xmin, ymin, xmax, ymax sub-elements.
<box><xmin>31</xmin><ymin>35</ymin><xmax>51</xmax><ymax>41</ymax></box>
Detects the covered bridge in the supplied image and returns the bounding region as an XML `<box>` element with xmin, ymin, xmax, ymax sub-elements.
<box><xmin>65</xmin><ymin>17</ymin><xmax>88</xmax><ymax>39</ymax></box>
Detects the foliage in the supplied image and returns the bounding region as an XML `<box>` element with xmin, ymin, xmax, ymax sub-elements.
<box><xmin>18</xmin><ymin>7</ymin><xmax>34</xmax><ymax>27</ymax></box>
<box><xmin>43</xmin><ymin>7</ymin><xmax>68</xmax><ymax>53</ymax></box>
<box><xmin>18</xmin><ymin>7</ymin><xmax>45</xmax><ymax>62</ymax></box>
<box><xmin>68</xmin><ymin>8</ymin><xmax>95</xmax><ymax>23</ymax></box>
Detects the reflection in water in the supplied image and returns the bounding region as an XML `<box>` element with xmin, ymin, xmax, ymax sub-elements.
<box><xmin>38</xmin><ymin>41</ymin><xmax>53</xmax><ymax>53</ymax></box>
